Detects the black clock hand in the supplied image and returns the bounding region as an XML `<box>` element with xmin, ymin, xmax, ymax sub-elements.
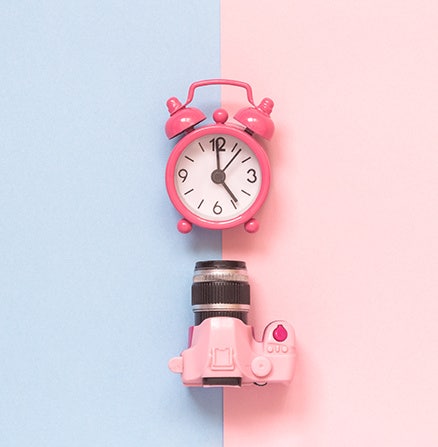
<box><xmin>215</xmin><ymin>144</ymin><xmax>221</xmax><ymax>170</ymax></box>
<box><xmin>222</xmin><ymin>149</ymin><xmax>242</xmax><ymax>172</ymax></box>
<box><xmin>222</xmin><ymin>181</ymin><xmax>238</xmax><ymax>203</ymax></box>
<box><xmin>211</xmin><ymin>168</ymin><xmax>238</xmax><ymax>203</ymax></box>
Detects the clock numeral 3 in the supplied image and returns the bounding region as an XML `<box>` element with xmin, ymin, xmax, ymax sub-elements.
<box><xmin>213</xmin><ymin>201</ymin><xmax>223</xmax><ymax>215</ymax></box>
<box><xmin>246</xmin><ymin>168</ymin><xmax>257</xmax><ymax>183</ymax></box>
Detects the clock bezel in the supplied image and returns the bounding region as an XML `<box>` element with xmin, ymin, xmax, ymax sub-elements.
<box><xmin>165</xmin><ymin>124</ymin><xmax>270</xmax><ymax>230</ymax></box>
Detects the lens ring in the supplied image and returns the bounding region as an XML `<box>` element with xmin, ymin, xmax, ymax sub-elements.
<box><xmin>192</xmin><ymin>260</ymin><xmax>250</xmax><ymax>324</ymax></box>
<box><xmin>195</xmin><ymin>260</ymin><xmax>246</xmax><ymax>270</ymax></box>
<box><xmin>194</xmin><ymin>260</ymin><xmax>248</xmax><ymax>283</ymax></box>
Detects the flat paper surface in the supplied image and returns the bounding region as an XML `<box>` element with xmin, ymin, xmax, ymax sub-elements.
<box><xmin>0</xmin><ymin>2</ymin><xmax>222</xmax><ymax>446</ymax></box>
<box><xmin>222</xmin><ymin>1</ymin><xmax>438</xmax><ymax>446</ymax></box>
<box><xmin>2</xmin><ymin>1</ymin><xmax>438</xmax><ymax>446</ymax></box>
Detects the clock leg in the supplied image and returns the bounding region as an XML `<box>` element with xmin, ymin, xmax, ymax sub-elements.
<box><xmin>177</xmin><ymin>218</ymin><xmax>193</xmax><ymax>234</ymax></box>
<box><xmin>244</xmin><ymin>218</ymin><xmax>259</xmax><ymax>233</ymax></box>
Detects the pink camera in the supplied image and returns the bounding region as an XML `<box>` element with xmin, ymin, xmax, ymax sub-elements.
<box><xmin>168</xmin><ymin>261</ymin><xmax>296</xmax><ymax>387</ymax></box>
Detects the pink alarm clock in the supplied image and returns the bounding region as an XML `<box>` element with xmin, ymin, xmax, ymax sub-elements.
<box><xmin>165</xmin><ymin>79</ymin><xmax>274</xmax><ymax>233</ymax></box>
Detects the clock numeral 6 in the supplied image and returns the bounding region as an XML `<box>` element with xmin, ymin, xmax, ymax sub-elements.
<box><xmin>246</xmin><ymin>168</ymin><xmax>257</xmax><ymax>183</ymax></box>
<box><xmin>213</xmin><ymin>201</ymin><xmax>223</xmax><ymax>215</ymax></box>
<box><xmin>178</xmin><ymin>169</ymin><xmax>188</xmax><ymax>182</ymax></box>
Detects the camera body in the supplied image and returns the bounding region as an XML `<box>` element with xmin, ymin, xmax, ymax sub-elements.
<box><xmin>169</xmin><ymin>317</ymin><xmax>295</xmax><ymax>387</ymax></box>
<box><xmin>168</xmin><ymin>260</ymin><xmax>296</xmax><ymax>387</ymax></box>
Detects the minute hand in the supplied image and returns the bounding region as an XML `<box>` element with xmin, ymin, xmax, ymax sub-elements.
<box><xmin>222</xmin><ymin>149</ymin><xmax>241</xmax><ymax>172</ymax></box>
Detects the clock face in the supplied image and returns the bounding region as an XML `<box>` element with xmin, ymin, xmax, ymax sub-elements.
<box><xmin>173</xmin><ymin>132</ymin><xmax>263</xmax><ymax>222</ymax></box>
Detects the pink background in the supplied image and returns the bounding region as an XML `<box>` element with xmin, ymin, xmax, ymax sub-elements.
<box><xmin>221</xmin><ymin>1</ymin><xmax>438</xmax><ymax>445</ymax></box>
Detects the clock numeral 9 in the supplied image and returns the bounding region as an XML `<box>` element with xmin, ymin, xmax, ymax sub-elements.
<box><xmin>246</xmin><ymin>168</ymin><xmax>257</xmax><ymax>183</ymax></box>
<box><xmin>178</xmin><ymin>168</ymin><xmax>188</xmax><ymax>183</ymax></box>
<box><xmin>213</xmin><ymin>201</ymin><xmax>223</xmax><ymax>215</ymax></box>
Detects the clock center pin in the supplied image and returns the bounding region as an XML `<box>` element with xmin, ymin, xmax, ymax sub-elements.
<box><xmin>211</xmin><ymin>169</ymin><xmax>226</xmax><ymax>184</ymax></box>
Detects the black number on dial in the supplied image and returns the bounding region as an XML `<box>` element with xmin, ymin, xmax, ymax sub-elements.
<box><xmin>246</xmin><ymin>168</ymin><xmax>257</xmax><ymax>183</ymax></box>
<box><xmin>210</xmin><ymin>137</ymin><xmax>226</xmax><ymax>152</ymax></box>
<box><xmin>178</xmin><ymin>169</ymin><xmax>188</xmax><ymax>182</ymax></box>
<box><xmin>213</xmin><ymin>201</ymin><xmax>223</xmax><ymax>215</ymax></box>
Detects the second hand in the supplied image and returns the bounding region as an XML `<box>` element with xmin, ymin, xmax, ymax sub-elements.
<box><xmin>222</xmin><ymin>148</ymin><xmax>242</xmax><ymax>172</ymax></box>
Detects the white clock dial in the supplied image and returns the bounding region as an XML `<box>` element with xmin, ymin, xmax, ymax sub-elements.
<box><xmin>174</xmin><ymin>133</ymin><xmax>262</xmax><ymax>221</ymax></box>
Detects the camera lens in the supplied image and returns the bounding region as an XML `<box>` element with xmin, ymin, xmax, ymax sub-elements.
<box><xmin>192</xmin><ymin>260</ymin><xmax>250</xmax><ymax>325</ymax></box>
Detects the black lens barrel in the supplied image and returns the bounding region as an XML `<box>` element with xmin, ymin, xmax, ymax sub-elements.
<box><xmin>192</xmin><ymin>260</ymin><xmax>250</xmax><ymax>325</ymax></box>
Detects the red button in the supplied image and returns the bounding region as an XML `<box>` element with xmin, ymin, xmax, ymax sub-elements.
<box><xmin>273</xmin><ymin>324</ymin><xmax>288</xmax><ymax>342</ymax></box>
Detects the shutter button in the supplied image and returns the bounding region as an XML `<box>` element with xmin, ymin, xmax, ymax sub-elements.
<box><xmin>273</xmin><ymin>324</ymin><xmax>288</xmax><ymax>342</ymax></box>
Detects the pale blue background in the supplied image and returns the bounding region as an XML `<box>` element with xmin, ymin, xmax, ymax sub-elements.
<box><xmin>0</xmin><ymin>1</ymin><xmax>222</xmax><ymax>446</ymax></box>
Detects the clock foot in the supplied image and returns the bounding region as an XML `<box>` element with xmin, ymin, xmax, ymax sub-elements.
<box><xmin>244</xmin><ymin>218</ymin><xmax>259</xmax><ymax>233</ymax></box>
<box><xmin>177</xmin><ymin>218</ymin><xmax>193</xmax><ymax>234</ymax></box>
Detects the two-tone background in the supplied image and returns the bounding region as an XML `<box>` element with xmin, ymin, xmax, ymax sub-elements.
<box><xmin>2</xmin><ymin>1</ymin><xmax>437</xmax><ymax>446</ymax></box>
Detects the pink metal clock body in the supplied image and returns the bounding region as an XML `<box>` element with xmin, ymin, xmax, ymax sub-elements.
<box><xmin>164</xmin><ymin>79</ymin><xmax>274</xmax><ymax>233</ymax></box>
<box><xmin>165</xmin><ymin>122</ymin><xmax>271</xmax><ymax>232</ymax></box>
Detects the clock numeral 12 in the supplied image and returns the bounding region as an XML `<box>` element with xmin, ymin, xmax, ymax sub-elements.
<box><xmin>210</xmin><ymin>137</ymin><xmax>226</xmax><ymax>152</ymax></box>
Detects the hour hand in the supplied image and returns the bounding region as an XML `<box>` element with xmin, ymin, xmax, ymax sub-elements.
<box><xmin>211</xmin><ymin>169</ymin><xmax>238</xmax><ymax>203</ymax></box>
<box><xmin>222</xmin><ymin>181</ymin><xmax>238</xmax><ymax>203</ymax></box>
